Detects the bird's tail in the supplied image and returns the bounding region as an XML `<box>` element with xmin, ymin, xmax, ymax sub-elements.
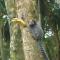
<box><xmin>37</xmin><ymin>41</ymin><xmax>49</xmax><ymax>60</ymax></box>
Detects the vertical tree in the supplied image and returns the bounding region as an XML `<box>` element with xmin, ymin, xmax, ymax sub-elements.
<box><xmin>5</xmin><ymin>0</ymin><xmax>44</xmax><ymax>60</ymax></box>
<box><xmin>16</xmin><ymin>0</ymin><xmax>44</xmax><ymax>60</ymax></box>
<box><xmin>4</xmin><ymin>0</ymin><xmax>25</xmax><ymax>60</ymax></box>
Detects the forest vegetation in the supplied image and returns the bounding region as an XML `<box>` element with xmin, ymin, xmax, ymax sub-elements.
<box><xmin>0</xmin><ymin>0</ymin><xmax>60</xmax><ymax>60</ymax></box>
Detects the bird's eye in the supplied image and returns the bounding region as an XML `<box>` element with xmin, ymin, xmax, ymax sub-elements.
<box><xmin>29</xmin><ymin>20</ymin><xmax>36</xmax><ymax>27</ymax></box>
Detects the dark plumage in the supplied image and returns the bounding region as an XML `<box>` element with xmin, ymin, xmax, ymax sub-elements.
<box><xmin>28</xmin><ymin>20</ymin><xmax>44</xmax><ymax>41</ymax></box>
<box><xmin>2</xmin><ymin>21</ymin><xmax>10</xmax><ymax>42</ymax></box>
<box><xmin>28</xmin><ymin>20</ymin><xmax>49</xmax><ymax>60</ymax></box>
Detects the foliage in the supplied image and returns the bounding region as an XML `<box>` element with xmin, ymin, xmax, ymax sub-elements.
<box><xmin>0</xmin><ymin>0</ymin><xmax>60</xmax><ymax>60</ymax></box>
<box><xmin>0</xmin><ymin>0</ymin><xmax>7</xmax><ymax>18</ymax></box>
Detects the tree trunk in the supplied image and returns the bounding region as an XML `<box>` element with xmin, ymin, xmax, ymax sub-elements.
<box><xmin>10</xmin><ymin>23</ymin><xmax>25</xmax><ymax>60</ymax></box>
<box><xmin>5</xmin><ymin>0</ymin><xmax>44</xmax><ymax>60</ymax></box>
<box><xmin>16</xmin><ymin>0</ymin><xmax>44</xmax><ymax>60</ymax></box>
<box><xmin>21</xmin><ymin>28</ymin><xmax>44</xmax><ymax>60</ymax></box>
<box><xmin>4</xmin><ymin>0</ymin><xmax>25</xmax><ymax>60</ymax></box>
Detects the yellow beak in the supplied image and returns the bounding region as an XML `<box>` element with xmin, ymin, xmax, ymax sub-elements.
<box><xmin>11</xmin><ymin>18</ymin><xmax>27</xmax><ymax>27</ymax></box>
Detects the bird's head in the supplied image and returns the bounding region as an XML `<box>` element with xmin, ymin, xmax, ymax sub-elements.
<box><xmin>28</xmin><ymin>20</ymin><xmax>36</xmax><ymax>28</ymax></box>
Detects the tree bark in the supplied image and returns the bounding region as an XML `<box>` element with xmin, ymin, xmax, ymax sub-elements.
<box><xmin>16</xmin><ymin>0</ymin><xmax>44</xmax><ymax>60</ymax></box>
<box><xmin>5</xmin><ymin>0</ymin><xmax>44</xmax><ymax>60</ymax></box>
<box><xmin>4</xmin><ymin>0</ymin><xmax>25</xmax><ymax>60</ymax></box>
<box><xmin>21</xmin><ymin>28</ymin><xmax>44</xmax><ymax>60</ymax></box>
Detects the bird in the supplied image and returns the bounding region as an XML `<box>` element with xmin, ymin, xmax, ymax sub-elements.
<box><xmin>11</xmin><ymin>18</ymin><xmax>49</xmax><ymax>60</ymax></box>
<box><xmin>28</xmin><ymin>20</ymin><xmax>49</xmax><ymax>60</ymax></box>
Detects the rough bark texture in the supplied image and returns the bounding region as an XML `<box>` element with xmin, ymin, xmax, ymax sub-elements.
<box><xmin>16</xmin><ymin>0</ymin><xmax>38</xmax><ymax>21</ymax></box>
<box><xmin>21</xmin><ymin>28</ymin><xmax>44</xmax><ymax>60</ymax></box>
<box><xmin>10</xmin><ymin>23</ymin><xmax>25</xmax><ymax>60</ymax></box>
<box><xmin>16</xmin><ymin>0</ymin><xmax>44</xmax><ymax>60</ymax></box>
<box><xmin>4</xmin><ymin>0</ymin><xmax>17</xmax><ymax>18</ymax></box>
<box><xmin>4</xmin><ymin>0</ymin><xmax>25</xmax><ymax>60</ymax></box>
<box><xmin>5</xmin><ymin>0</ymin><xmax>44</xmax><ymax>60</ymax></box>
